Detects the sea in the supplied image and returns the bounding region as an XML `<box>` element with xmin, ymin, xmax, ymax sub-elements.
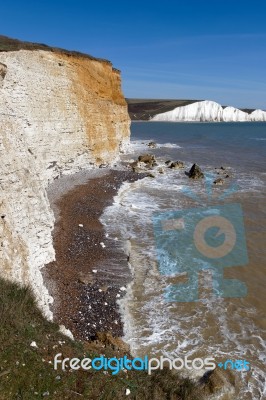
<box><xmin>101</xmin><ymin>122</ymin><xmax>266</xmax><ymax>399</ymax></box>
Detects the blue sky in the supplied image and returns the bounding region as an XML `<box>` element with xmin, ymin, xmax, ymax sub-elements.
<box><xmin>1</xmin><ymin>0</ymin><xmax>266</xmax><ymax>108</ymax></box>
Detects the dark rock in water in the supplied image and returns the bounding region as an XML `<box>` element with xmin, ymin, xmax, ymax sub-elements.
<box><xmin>216</xmin><ymin>167</ymin><xmax>230</xmax><ymax>178</ymax></box>
<box><xmin>148</xmin><ymin>173</ymin><xmax>156</xmax><ymax>178</ymax></box>
<box><xmin>138</xmin><ymin>154</ymin><xmax>155</xmax><ymax>164</ymax></box>
<box><xmin>169</xmin><ymin>161</ymin><xmax>184</xmax><ymax>169</ymax></box>
<box><xmin>187</xmin><ymin>163</ymin><xmax>204</xmax><ymax>179</ymax></box>
<box><xmin>145</xmin><ymin>163</ymin><xmax>154</xmax><ymax>170</ymax></box>
<box><xmin>131</xmin><ymin>156</ymin><xmax>157</xmax><ymax>172</ymax></box>
<box><xmin>214</xmin><ymin>178</ymin><xmax>224</xmax><ymax>185</ymax></box>
<box><xmin>130</xmin><ymin>161</ymin><xmax>140</xmax><ymax>172</ymax></box>
<box><xmin>138</xmin><ymin>154</ymin><xmax>157</xmax><ymax>168</ymax></box>
<box><xmin>148</xmin><ymin>141</ymin><xmax>157</xmax><ymax>148</ymax></box>
<box><xmin>165</xmin><ymin>160</ymin><xmax>171</xmax><ymax>165</ymax></box>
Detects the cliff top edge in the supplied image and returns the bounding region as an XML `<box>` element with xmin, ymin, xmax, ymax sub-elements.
<box><xmin>0</xmin><ymin>35</ymin><xmax>120</xmax><ymax>73</ymax></box>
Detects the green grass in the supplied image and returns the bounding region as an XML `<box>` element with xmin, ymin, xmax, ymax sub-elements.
<box><xmin>0</xmin><ymin>35</ymin><xmax>109</xmax><ymax>64</ymax></box>
<box><xmin>0</xmin><ymin>278</ymin><xmax>208</xmax><ymax>399</ymax></box>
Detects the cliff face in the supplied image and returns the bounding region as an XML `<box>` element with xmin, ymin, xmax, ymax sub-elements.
<box><xmin>151</xmin><ymin>100</ymin><xmax>266</xmax><ymax>122</ymax></box>
<box><xmin>0</xmin><ymin>48</ymin><xmax>130</xmax><ymax>319</ymax></box>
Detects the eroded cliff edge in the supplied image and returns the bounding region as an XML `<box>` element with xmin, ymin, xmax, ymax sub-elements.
<box><xmin>0</xmin><ymin>37</ymin><xmax>130</xmax><ymax>320</ymax></box>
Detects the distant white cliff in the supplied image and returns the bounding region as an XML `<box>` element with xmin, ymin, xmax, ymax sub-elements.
<box><xmin>249</xmin><ymin>109</ymin><xmax>266</xmax><ymax>121</ymax></box>
<box><xmin>151</xmin><ymin>100</ymin><xmax>266</xmax><ymax>122</ymax></box>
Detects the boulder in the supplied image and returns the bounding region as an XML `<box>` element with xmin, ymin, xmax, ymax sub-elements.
<box><xmin>165</xmin><ymin>160</ymin><xmax>171</xmax><ymax>165</ymax></box>
<box><xmin>213</xmin><ymin>178</ymin><xmax>224</xmax><ymax>185</ymax></box>
<box><xmin>131</xmin><ymin>159</ymin><xmax>155</xmax><ymax>172</ymax></box>
<box><xmin>216</xmin><ymin>169</ymin><xmax>230</xmax><ymax>178</ymax></box>
<box><xmin>138</xmin><ymin>154</ymin><xmax>156</xmax><ymax>164</ymax></box>
<box><xmin>148</xmin><ymin>141</ymin><xmax>157</xmax><ymax>148</ymax></box>
<box><xmin>187</xmin><ymin>163</ymin><xmax>204</xmax><ymax>179</ymax></box>
<box><xmin>168</xmin><ymin>161</ymin><xmax>184</xmax><ymax>169</ymax></box>
<box><xmin>136</xmin><ymin>154</ymin><xmax>157</xmax><ymax>169</ymax></box>
<box><xmin>130</xmin><ymin>161</ymin><xmax>141</xmax><ymax>172</ymax></box>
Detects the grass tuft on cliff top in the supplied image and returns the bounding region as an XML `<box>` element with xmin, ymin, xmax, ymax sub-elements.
<box><xmin>0</xmin><ymin>277</ymin><xmax>209</xmax><ymax>400</ymax></box>
<box><xmin>0</xmin><ymin>34</ymin><xmax>111</xmax><ymax>64</ymax></box>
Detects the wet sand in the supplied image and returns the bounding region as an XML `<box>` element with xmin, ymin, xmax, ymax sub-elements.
<box><xmin>43</xmin><ymin>169</ymin><xmax>143</xmax><ymax>341</ymax></box>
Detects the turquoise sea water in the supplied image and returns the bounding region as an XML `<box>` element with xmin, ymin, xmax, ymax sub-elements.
<box><xmin>102</xmin><ymin>122</ymin><xmax>266</xmax><ymax>399</ymax></box>
<box><xmin>131</xmin><ymin>121</ymin><xmax>266</xmax><ymax>172</ymax></box>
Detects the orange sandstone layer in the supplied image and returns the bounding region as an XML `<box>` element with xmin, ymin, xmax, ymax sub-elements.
<box><xmin>0</xmin><ymin>37</ymin><xmax>130</xmax><ymax>320</ymax></box>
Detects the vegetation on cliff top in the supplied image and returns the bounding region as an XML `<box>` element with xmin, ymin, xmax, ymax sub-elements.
<box><xmin>0</xmin><ymin>35</ymin><xmax>117</xmax><ymax>68</ymax></box>
<box><xmin>0</xmin><ymin>277</ymin><xmax>214</xmax><ymax>400</ymax></box>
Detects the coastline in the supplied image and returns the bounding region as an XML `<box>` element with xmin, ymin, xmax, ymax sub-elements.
<box><xmin>41</xmin><ymin>129</ymin><xmax>265</xmax><ymax>399</ymax></box>
<box><xmin>43</xmin><ymin>169</ymin><xmax>144</xmax><ymax>341</ymax></box>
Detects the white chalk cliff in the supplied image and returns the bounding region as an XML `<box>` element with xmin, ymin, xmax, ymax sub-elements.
<box><xmin>151</xmin><ymin>100</ymin><xmax>266</xmax><ymax>122</ymax></box>
<box><xmin>0</xmin><ymin>44</ymin><xmax>130</xmax><ymax>319</ymax></box>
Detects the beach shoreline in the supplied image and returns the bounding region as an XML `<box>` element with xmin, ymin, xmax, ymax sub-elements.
<box><xmin>43</xmin><ymin>169</ymin><xmax>144</xmax><ymax>341</ymax></box>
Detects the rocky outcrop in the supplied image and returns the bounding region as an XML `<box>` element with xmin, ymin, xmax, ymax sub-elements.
<box><xmin>147</xmin><ymin>141</ymin><xmax>157</xmax><ymax>148</ymax></box>
<box><xmin>187</xmin><ymin>163</ymin><xmax>204</xmax><ymax>179</ymax></box>
<box><xmin>130</xmin><ymin>154</ymin><xmax>158</xmax><ymax>172</ymax></box>
<box><xmin>0</xmin><ymin>43</ymin><xmax>130</xmax><ymax>319</ymax></box>
<box><xmin>138</xmin><ymin>154</ymin><xmax>156</xmax><ymax>165</ymax></box>
<box><xmin>168</xmin><ymin>161</ymin><xmax>184</xmax><ymax>169</ymax></box>
<box><xmin>213</xmin><ymin>178</ymin><xmax>224</xmax><ymax>185</ymax></box>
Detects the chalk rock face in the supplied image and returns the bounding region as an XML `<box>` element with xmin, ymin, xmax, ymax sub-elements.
<box><xmin>152</xmin><ymin>100</ymin><xmax>223</xmax><ymax>122</ymax></box>
<box><xmin>0</xmin><ymin>49</ymin><xmax>130</xmax><ymax>319</ymax></box>
<box><xmin>222</xmin><ymin>106</ymin><xmax>249</xmax><ymax>122</ymax></box>
<box><xmin>249</xmin><ymin>109</ymin><xmax>266</xmax><ymax>121</ymax></box>
<box><xmin>0</xmin><ymin>62</ymin><xmax>7</xmax><ymax>87</ymax></box>
<box><xmin>151</xmin><ymin>100</ymin><xmax>265</xmax><ymax>122</ymax></box>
